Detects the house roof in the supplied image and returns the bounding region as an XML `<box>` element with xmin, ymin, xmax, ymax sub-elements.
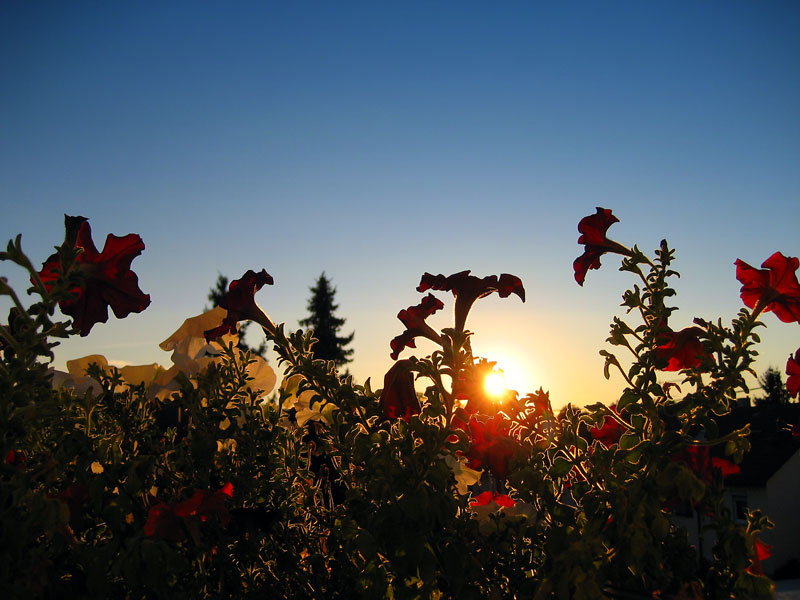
<box><xmin>714</xmin><ymin>403</ymin><xmax>800</xmax><ymax>487</ymax></box>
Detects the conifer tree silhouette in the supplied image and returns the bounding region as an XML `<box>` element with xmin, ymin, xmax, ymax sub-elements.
<box><xmin>300</xmin><ymin>273</ymin><xmax>354</xmax><ymax>367</ymax></box>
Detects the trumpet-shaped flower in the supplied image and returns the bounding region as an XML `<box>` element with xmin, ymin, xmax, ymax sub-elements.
<box><xmin>379</xmin><ymin>360</ymin><xmax>420</xmax><ymax>420</ymax></box>
<box><xmin>38</xmin><ymin>218</ymin><xmax>150</xmax><ymax>335</ymax></box>
<box><xmin>573</xmin><ymin>207</ymin><xmax>630</xmax><ymax>286</ymax></box>
<box><xmin>655</xmin><ymin>326</ymin><xmax>707</xmax><ymax>371</ymax></box>
<box><xmin>390</xmin><ymin>294</ymin><xmax>444</xmax><ymax>359</ymax></box>
<box><xmin>735</xmin><ymin>251</ymin><xmax>800</xmax><ymax>323</ymax></box>
<box><xmin>418</xmin><ymin>270</ymin><xmax>525</xmax><ymax>331</ymax></box>
<box><xmin>281</xmin><ymin>374</ymin><xmax>332</xmax><ymax>427</ymax></box>
<box><xmin>443</xmin><ymin>454</ymin><xmax>483</xmax><ymax>495</ymax></box>
<box><xmin>786</xmin><ymin>349</ymin><xmax>800</xmax><ymax>399</ymax></box>
<box><xmin>204</xmin><ymin>269</ymin><xmax>276</xmax><ymax>340</ymax></box>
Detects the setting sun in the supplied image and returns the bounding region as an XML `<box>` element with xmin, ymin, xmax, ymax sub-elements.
<box><xmin>483</xmin><ymin>371</ymin><xmax>508</xmax><ymax>399</ymax></box>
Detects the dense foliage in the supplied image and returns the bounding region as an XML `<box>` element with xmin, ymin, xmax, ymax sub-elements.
<box><xmin>1</xmin><ymin>209</ymin><xmax>797</xmax><ymax>599</ymax></box>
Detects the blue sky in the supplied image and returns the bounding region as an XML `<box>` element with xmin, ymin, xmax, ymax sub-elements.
<box><xmin>1</xmin><ymin>1</ymin><xmax>798</xmax><ymax>406</ymax></box>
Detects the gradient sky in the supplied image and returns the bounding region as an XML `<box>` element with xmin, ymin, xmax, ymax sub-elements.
<box><xmin>2</xmin><ymin>1</ymin><xmax>798</xmax><ymax>407</ymax></box>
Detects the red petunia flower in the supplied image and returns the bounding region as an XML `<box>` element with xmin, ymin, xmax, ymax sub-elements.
<box><xmin>417</xmin><ymin>271</ymin><xmax>525</xmax><ymax>331</ymax></box>
<box><xmin>735</xmin><ymin>252</ymin><xmax>800</xmax><ymax>323</ymax></box>
<box><xmin>573</xmin><ymin>207</ymin><xmax>631</xmax><ymax>286</ymax></box>
<box><xmin>747</xmin><ymin>538</ymin><xmax>772</xmax><ymax>576</ymax></box>
<box><xmin>144</xmin><ymin>501</ymin><xmax>186</xmax><ymax>542</ymax></box>
<box><xmin>590</xmin><ymin>405</ymin><xmax>626</xmax><ymax>447</ymax></box>
<box><xmin>655</xmin><ymin>326</ymin><xmax>707</xmax><ymax>371</ymax></box>
<box><xmin>389</xmin><ymin>294</ymin><xmax>444</xmax><ymax>359</ymax></box>
<box><xmin>470</xmin><ymin>491</ymin><xmax>515</xmax><ymax>508</ymax></box>
<box><xmin>4</xmin><ymin>449</ymin><xmax>26</xmax><ymax>470</ymax></box>
<box><xmin>38</xmin><ymin>218</ymin><xmax>150</xmax><ymax>336</ymax></box>
<box><xmin>205</xmin><ymin>269</ymin><xmax>276</xmax><ymax>340</ymax></box>
<box><xmin>673</xmin><ymin>446</ymin><xmax>740</xmax><ymax>484</ymax></box>
<box><xmin>786</xmin><ymin>348</ymin><xmax>800</xmax><ymax>399</ymax></box>
<box><xmin>461</xmin><ymin>414</ymin><xmax>519</xmax><ymax>481</ymax></box>
<box><xmin>379</xmin><ymin>360</ymin><xmax>420</xmax><ymax>421</ymax></box>
<box><xmin>145</xmin><ymin>483</ymin><xmax>233</xmax><ymax>542</ymax></box>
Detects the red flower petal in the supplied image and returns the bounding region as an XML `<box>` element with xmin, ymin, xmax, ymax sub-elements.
<box><xmin>735</xmin><ymin>252</ymin><xmax>800</xmax><ymax>323</ymax></box>
<box><xmin>786</xmin><ymin>349</ymin><xmax>800</xmax><ymax>399</ymax></box>
<box><xmin>463</xmin><ymin>414</ymin><xmax>518</xmax><ymax>480</ymax></box>
<box><xmin>379</xmin><ymin>360</ymin><xmax>421</xmax><ymax>421</ymax></box>
<box><xmin>417</xmin><ymin>270</ymin><xmax>525</xmax><ymax>330</ymax></box>
<box><xmin>655</xmin><ymin>326</ymin><xmax>707</xmax><ymax>371</ymax></box>
<box><xmin>205</xmin><ymin>269</ymin><xmax>274</xmax><ymax>340</ymax></box>
<box><xmin>573</xmin><ymin>207</ymin><xmax>625</xmax><ymax>286</ymax></box>
<box><xmin>389</xmin><ymin>294</ymin><xmax>444</xmax><ymax>359</ymax></box>
<box><xmin>38</xmin><ymin>219</ymin><xmax>150</xmax><ymax>336</ymax></box>
<box><xmin>590</xmin><ymin>405</ymin><xmax>626</xmax><ymax>447</ymax></box>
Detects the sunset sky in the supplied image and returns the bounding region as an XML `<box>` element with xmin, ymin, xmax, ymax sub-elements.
<box><xmin>2</xmin><ymin>1</ymin><xmax>798</xmax><ymax>407</ymax></box>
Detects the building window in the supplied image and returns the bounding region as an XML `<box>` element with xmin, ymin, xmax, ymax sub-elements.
<box><xmin>732</xmin><ymin>494</ymin><xmax>748</xmax><ymax>522</ymax></box>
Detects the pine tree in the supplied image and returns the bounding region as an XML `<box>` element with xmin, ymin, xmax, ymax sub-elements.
<box><xmin>757</xmin><ymin>367</ymin><xmax>790</xmax><ymax>404</ymax></box>
<box><xmin>300</xmin><ymin>273</ymin><xmax>354</xmax><ymax>367</ymax></box>
<box><xmin>207</xmin><ymin>273</ymin><xmax>268</xmax><ymax>359</ymax></box>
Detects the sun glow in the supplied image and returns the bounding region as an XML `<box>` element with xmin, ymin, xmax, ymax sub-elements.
<box><xmin>483</xmin><ymin>371</ymin><xmax>508</xmax><ymax>399</ymax></box>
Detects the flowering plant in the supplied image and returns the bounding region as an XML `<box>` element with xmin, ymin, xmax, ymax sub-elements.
<box><xmin>1</xmin><ymin>211</ymin><xmax>795</xmax><ymax>598</ymax></box>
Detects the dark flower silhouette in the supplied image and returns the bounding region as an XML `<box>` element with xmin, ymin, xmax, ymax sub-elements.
<box><xmin>655</xmin><ymin>326</ymin><xmax>707</xmax><ymax>371</ymax></box>
<box><xmin>418</xmin><ymin>271</ymin><xmax>525</xmax><ymax>330</ymax></box>
<box><xmin>573</xmin><ymin>207</ymin><xmax>631</xmax><ymax>286</ymax></box>
<box><xmin>379</xmin><ymin>360</ymin><xmax>420</xmax><ymax>421</ymax></box>
<box><xmin>145</xmin><ymin>483</ymin><xmax>233</xmax><ymax>542</ymax></box>
<box><xmin>389</xmin><ymin>294</ymin><xmax>444</xmax><ymax>359</ymax></box>
<box><xmin>205</xmin><ymin>269</ymin><xmax>276</xmax><ymax>340</ymax></box>
<box><xmin>735</xmin><ymin>251</ymin><xmax>800</xmax><ymax>323</ymax></box>
<box><xmin>38</xmin><ymin>219</ymin><xmax>150</xmax><ymax>336</ymax></box>
<box><xmin>787</xmin><ymin>349</ymin><xmax>800</xmax><ymax>399</ymax></box>
<box><xmin>4</xmin><ymin>450</ymin><xmax>26</xmax><ymax>470</ymax></box>
<box><xmin>674</xmin><ymin>446</ymin><xmax>740</xmax><ymax>484</ymax></box>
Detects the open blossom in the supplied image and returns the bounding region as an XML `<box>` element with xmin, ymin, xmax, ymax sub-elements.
<box><xmin>655</xmin><ymin>326</ymin><xmax>707</xmax><ymax>371</ymax></box>
<box><xmin>443</xmin><ymin>454</ymin><xmax>483</xmax><ymax>495</ymax></box>
<box><xmin>573</xmin><ymin>207</ymin><xmax>631</xmax><ymax>286</ymax></box>
<box><xmin>390</xmin><ymin>294</ymin><xmax>444</xmax><ymax>359</ymax></box>
<box><xmin>748</xmin><ymin>538</ymin><xmax>773</xmax><ymax>576</ymax></box>
<box><xmin>379</xmin><ymin>360</ymin><xmax>420</xmax><ymax>421</ymax></box>
<box><xmin>460</xmin><ymin>414</ymin><xmax>519</xmax><ymax>480</ymax></box>
<box><xmin>205</xmin><ymin>269</ymin><xmax>276</xmax><ymax>340</ymax></box>
<box><xmin>38</xmin><ymin>218</ymin><xmax>150</xmax><ymax>336</ymax></box>
<box><xmin>673</xmin><ymin>445</ymin><xmax>740</xmax><ymax>484</ymax></box>
<box><xmin>589</xmin><ymin>405</ymin><xmax>626</xmax><ymax>447</ymax></box>
<box><xmin>735</xmin><ymin>251</ymin><xmax>800</xmax><ymax>323</ymax></box>
<box><xmin>787</xmin><ymin>349</ymin><xmax>800</xmax><ymax>399</ymax></box>
<box><xmin>417</xmin><ymin>270</ymin><xmax>525</xmax><ymax>331</ymax></box>
<box><xmin>281</xmin><ymin>374</ymin><xmax>333</xmax><ymax>427</ymax></box>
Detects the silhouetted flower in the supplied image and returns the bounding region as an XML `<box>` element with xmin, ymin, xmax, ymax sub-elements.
<box><xmin>205</xmin><ymin>269</ymin><xmax>276</xmax><ymax>340</ymax></box>
<box><xmin>389</xmin><ymin>294</ymin><xmax>444</xmax><ymax>359</ymax></box>
<box><xmin>4</xmin><ymin>450</ymin><xmax>26</xmax><ymax>470</ymax></box>
<box><xmin>379</xmin><ymin>360</ymin><xmax>420</xmax><ymax>420</ymax></box>
<box><xmin>573</xmin><ymin>207</ymin><xmax>631</xmax><ymax>286</ymax></box>
<box><xmin>38</xmin><ymin>219</ymin><xmax>150</xmax><ymax>336</ymax></box>
<box><xmin>735</xmin><ymin>251</ymin><xmax>800</xmax><ymax>323</ymax></box>
<box><xmin>418</xmin><ymin>270</ymin><xmax>525</xmax><ymax>330</ymax></box>
<box><xmin>787</xmin><ymin>348</ymin><xmax>800</xmax><ymax>399</ymax></box>
<box><xmin>655</xmin><ymin>326</ymin><xmax>707</xmax><ymax>371</ymax></box>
